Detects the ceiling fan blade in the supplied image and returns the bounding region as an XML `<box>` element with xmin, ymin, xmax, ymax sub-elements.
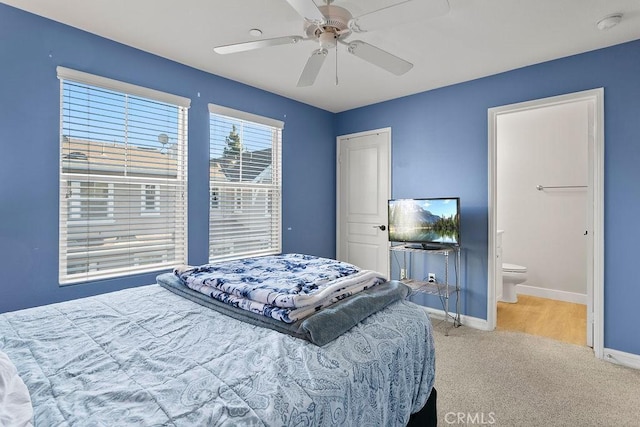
<box><xmin>214</xmin><ymin>36</ymin><xmax>303</xmax><ymax>55</ymax></box>
<box><xmin>297</xmin><ymin>48</ymin><xmax>328</xmax><ymax>87</ymax></box>
<box><xmin>349</xmin><ymin>0</ymin><xmax>450</xmax><ymax>33</ymax></box>
<box><xmin>346</xmin><ymin>40</ymin><xmax>413</xmax><ymax>75</ymax></box>
<box><xmin>284</xmin><ymin>0</ymin><xmax>325</xmax><ymax>24</ymax></box>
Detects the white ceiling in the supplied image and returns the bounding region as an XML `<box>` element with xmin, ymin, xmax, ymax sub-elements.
<box><xmin>4</xmin><ymin>0</ymin><xmax>640</xmax><ymax>112</ymax></box>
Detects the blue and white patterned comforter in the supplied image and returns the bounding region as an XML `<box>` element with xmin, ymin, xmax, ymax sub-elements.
<box><xmin>0</xmin><ymin>284</ymin><xmax>435</xmax><ymax>426</ymax></box>
<box><xmin>175</xmin><ymin>254</ymin><xmax>386</xmax><ymax>323</ymax></box>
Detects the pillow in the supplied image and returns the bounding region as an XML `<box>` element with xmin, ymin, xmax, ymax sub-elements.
<box><xmin>0</xmin><ymin>350</ymin><xmax>33</xmax><ymax>427</ymax></box>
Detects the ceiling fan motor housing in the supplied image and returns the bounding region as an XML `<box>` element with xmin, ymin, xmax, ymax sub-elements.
<box><xmin>305</xmin><ymin>4</ymin><xmax>353</xmax><ymax>46</ymax></box>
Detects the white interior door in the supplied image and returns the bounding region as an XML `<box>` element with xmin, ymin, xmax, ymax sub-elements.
<box><xmin>336</xmin><ymin>128</ymin><xmax>391</xmax><ymax>277</ymax></box>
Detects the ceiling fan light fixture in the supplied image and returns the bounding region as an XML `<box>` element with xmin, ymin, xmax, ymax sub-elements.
<box><xmin>596</xmin><ymin>13</ymin><xmax>622</xmax><ymax>31</ymax></box>
<box><xmin>319</xmin><ymin>31</ymin><xmax>337</xmax><ymax>49</ymax></box>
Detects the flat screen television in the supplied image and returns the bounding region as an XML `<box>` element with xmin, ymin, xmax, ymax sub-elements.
<box><xmin>388</xmin><ymin>197</ymin><xmax>460</xmax><ymax>248</ymax></box>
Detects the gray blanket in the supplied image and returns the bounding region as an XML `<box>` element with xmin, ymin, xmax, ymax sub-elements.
<box><xmin>156</xmin><ymin>272</ymin><xmax>409</xmax><ymax>346</ymax></box>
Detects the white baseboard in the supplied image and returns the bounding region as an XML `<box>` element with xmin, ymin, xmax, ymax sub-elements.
<box><xmin>603</xmin><ymin>348</ymin><xmax>640</xmax><ymax>370</ymax></box>
<box><xmin>459</xmin><ymin>313</ymin><xmax>491</xmax><ymax>331</ymax></box>
<box><xmin>416</xmin><ymin>305</ymin><xmax>640</xmax><ymax>371</ymax></box>
<box><xmin>420</xmin><ymin>306</ymin><xmax>491</xmax><ymax>331</ymax></box>
<box><xmin>516</xmin><ymin>284</ymin><xmax>587</xmax><ymax>305</ymax></box>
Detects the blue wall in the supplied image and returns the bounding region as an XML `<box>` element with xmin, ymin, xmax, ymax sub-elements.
<box><xmin>2</xmin><ymin>4</ymin><xmax>639</xmax><ymax>357</ymax></box>
<box><xmin>336</xmin><ymin>39</ymin><xmax>640</xmax><ymax>356</ymax></box>
<box><xmin>0</xmin><ymin>4</ymin><xmax>336</xmax><ymax>313</ymax></box>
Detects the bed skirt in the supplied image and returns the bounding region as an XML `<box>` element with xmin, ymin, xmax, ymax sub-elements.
<box><xmin>408</xmin><ymin>387</ymin><xmax>437</xmax><ymax>426</ymax></box>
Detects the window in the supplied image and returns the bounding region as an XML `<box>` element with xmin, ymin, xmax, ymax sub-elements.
<box><xmin>209</xmin><ymin>104</ymin><xmax>282</xmax><ymax>261</ymax></box>
<box><xmin>141</xmin><ymin>184</ymin><xmax>160</xmax><ymax>214</ymax></box>
<box><xmin>58</xmin><ymin>67</ymin><xmax>190</xmax><ymax>284</ymax></box>
<box><xmin>68</xmin><ymin>181</ymin><xmax>114</xmax><ymax>221</ymax></box>
<box><xmin>210</xmin><ymin>187</ymin><xmax>220</xmax><ymax>209</ymax></box>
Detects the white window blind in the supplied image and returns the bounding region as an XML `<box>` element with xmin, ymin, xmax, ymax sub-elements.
<box><xmin>58</xmin><ymin>67</ymin><xmax>189</xmax><ymax>284</ymax></box>
<box><xmin>209</xmin><ymin>104</ymin><xmax>283</xmax><ymax>262</ymax></box>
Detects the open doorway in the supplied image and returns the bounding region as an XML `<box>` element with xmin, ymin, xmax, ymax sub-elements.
<box><xmin>488</xmin><ymin>89</ymin><xmax>604</xmax><ymax>358</ymax></box>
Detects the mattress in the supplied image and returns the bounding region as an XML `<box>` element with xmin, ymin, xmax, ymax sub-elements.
<box><xmin>0</xmin><ymin>284</ymin><xmax>435</xmax><ymax>426</ymax></box>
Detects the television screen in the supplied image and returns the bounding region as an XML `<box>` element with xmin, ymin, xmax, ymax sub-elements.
<box><xmin>388</xmin><ymin>197</ymin><xmax>460</xmax><ymax>246</ymax></box>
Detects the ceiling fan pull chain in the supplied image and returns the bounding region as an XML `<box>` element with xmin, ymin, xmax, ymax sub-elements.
<box><xmin>335</xmin><ymin>43</ymin><xmax>339</xmax><ymax>85</ymax></box>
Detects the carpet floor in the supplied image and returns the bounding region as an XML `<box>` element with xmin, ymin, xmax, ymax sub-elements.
<box><xmin>431</xmin><ymin>321</ymin><xmax>640</xmax><ymax>426</ymax></box>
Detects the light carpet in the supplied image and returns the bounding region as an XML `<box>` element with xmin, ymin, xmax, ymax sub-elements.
<box><xmin>431</xmin><ymin>321</ymin><xmax>640</xmax><ymax>426</ymax></box>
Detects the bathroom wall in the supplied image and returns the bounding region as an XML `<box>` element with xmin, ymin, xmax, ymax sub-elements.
<box><xmin>497</xmin><ymin>100</ymin><xmax>589</xmax><ymax>302</ymax></box>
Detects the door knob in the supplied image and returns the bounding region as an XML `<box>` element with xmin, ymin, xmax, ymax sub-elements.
<box><xmin>372</xmin><ymin>225</ymin><xmax>386</xmax><ymax>231</ymax></box>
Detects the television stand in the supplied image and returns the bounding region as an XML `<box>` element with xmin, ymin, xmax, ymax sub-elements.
<box><xmin>420</xmin><ymin>243</ymin><xmax>446</xmax><ymax>251</ymax></box>
<box><xmin>403</xmin><ymin>243</ymin><xmax>447</xmax><ymax>251</ymax></box>
<box><xmin>390</xmin><ymin>244</ymin><xmax>461</xmax><ymax>334</ymax></box>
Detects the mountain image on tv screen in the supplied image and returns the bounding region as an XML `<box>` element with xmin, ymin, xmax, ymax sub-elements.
<box><xmin>388</xmin><ymin>198</ymin><xmax>460</xmax><ymax>245</ymax></box>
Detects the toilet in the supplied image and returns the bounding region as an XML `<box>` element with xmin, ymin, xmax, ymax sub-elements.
<box><xmin>501</xmin><ymin>263</ymin><xmax>527</xmax><ymax>303</ymax></box>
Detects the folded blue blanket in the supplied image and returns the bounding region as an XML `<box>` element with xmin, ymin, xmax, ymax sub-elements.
<box><xmin>174</xmin><ymin>254</ymin><xmax>385</xmax><ymax>309</ymax></box>
<box><xmin>156</xmin><ymin>272</ymin><xmax>409</xmax><ymax>346</ymax></box>
<box><xmin>173</xmin><ymin>254</ymin><xmax>386</xmax><ymax>323</ymax></box>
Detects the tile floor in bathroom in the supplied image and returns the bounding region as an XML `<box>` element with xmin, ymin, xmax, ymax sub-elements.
<box><xmin>497</xmin><ymin>294</ymin><xmax>587</xmax><ymax>346</ymax></box>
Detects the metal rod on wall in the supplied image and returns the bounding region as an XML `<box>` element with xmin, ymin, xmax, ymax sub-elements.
<box><xmin>536</xmin><ymin>184</ymin><xmax>588</xmax><ymax>191</ymax></box>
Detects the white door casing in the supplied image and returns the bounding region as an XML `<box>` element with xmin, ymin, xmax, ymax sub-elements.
<box><xmin>488</xmin><ymin>88</ymin><xmax>604</xmax><ymax>357</ymax></box>
<box><xmin>336</xmin><ymin>128</ymin><xmax>391</xmax><ymax>277</ymax></box>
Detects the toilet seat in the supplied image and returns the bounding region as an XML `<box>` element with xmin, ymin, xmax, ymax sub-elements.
<box><xmin>503</xmin><ymin>263</ymin><xmax>526</xmax><ymax>273</ymax></box>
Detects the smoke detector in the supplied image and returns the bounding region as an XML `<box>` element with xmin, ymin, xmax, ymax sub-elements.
<box><xmin>596</xmin><ymin>13</ymin><xmax>623</xmax><ymax>31</ymax></box>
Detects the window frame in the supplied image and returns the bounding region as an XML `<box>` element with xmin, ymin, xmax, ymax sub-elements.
<box><xmin>57</xmin><ymin>67</ymin><xmax>190</xmax><ymax>285</ymax></box>
<box><xmin>208</xmin><ymin>104</ymin><xmax>283</xmax><ymax>262</ymax></box>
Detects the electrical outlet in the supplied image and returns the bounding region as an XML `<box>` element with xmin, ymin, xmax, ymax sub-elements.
<box><xmin>400</xmin><ymin>268</ymin><xmax>407</xmax><ymax>280</ymax></box>
<box><xmin>428</xmin><ymin>273</ymin><xmax>436</xmax><ymax>283</ymax></box>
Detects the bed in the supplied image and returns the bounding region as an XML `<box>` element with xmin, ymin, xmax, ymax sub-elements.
<box><xmin>0</xmin><ymin>254</ymin><xmax>436</xmax><ymax>426</ymax></box>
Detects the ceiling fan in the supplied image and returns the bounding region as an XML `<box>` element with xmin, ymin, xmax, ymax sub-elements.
<box><xmin>213</xmin><ymin>0</ymin><xmax>450</xmax><ymax>87</ymax></box>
